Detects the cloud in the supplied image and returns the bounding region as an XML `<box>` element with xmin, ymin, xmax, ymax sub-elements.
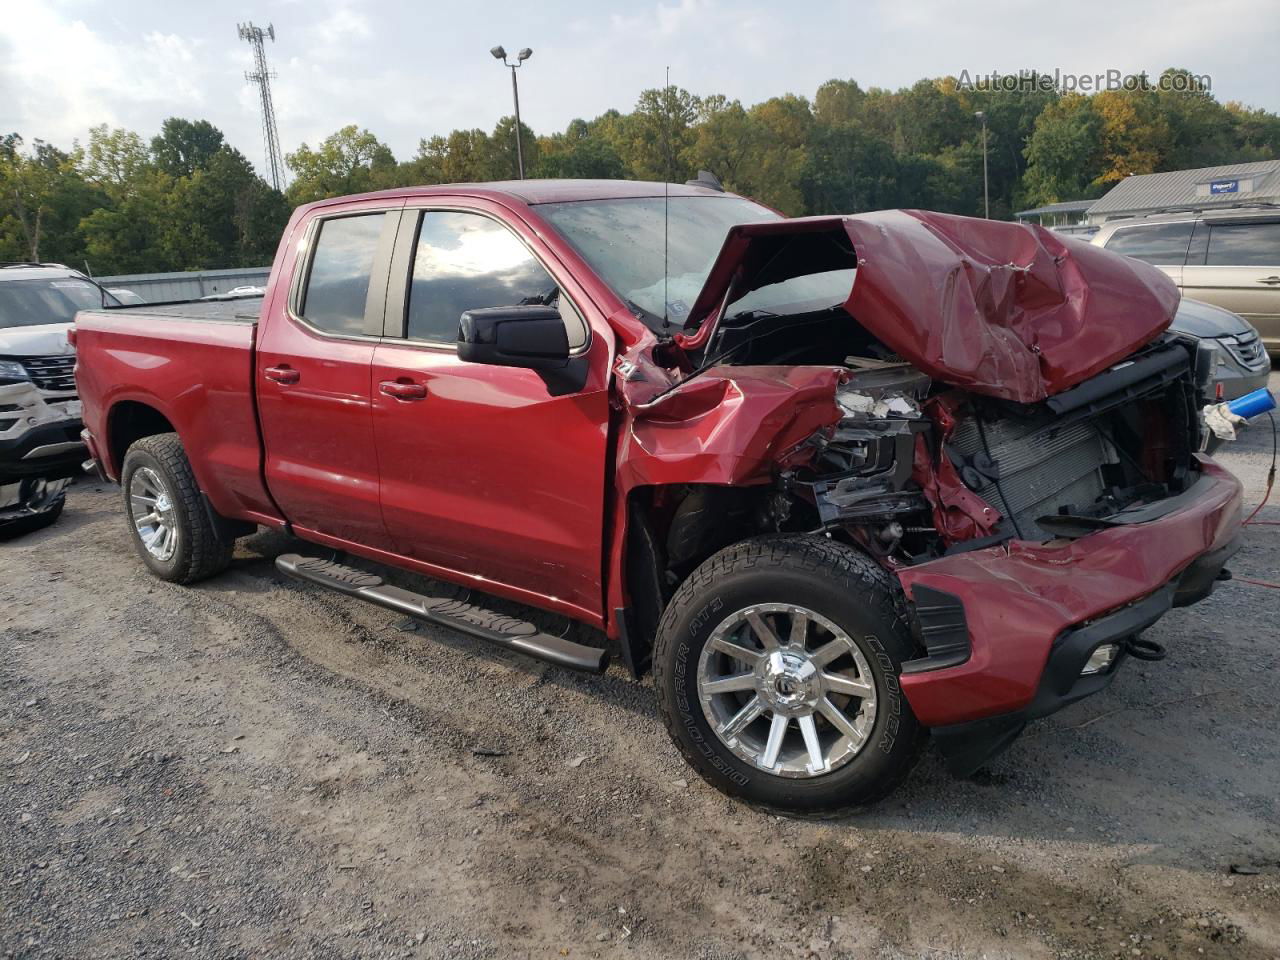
<box><xmin>0</xmin><ymin>0</ymin><xmax>1275</xmax><ymax>183</ymax></box>
<box><xmin>0</xmin><ymin>6</ymin><xmax>205</xmax><ymax>147</ymax></box>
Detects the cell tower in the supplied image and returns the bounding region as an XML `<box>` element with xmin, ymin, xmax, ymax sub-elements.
<box><xmin>238</xmin><ymin>22</ymin><xmax>285</xmax><ymax>191</ymax></box>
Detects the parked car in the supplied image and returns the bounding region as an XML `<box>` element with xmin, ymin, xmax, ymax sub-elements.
<box><xmin>0</xmin><ymin>263</ymin><xmax>117</xmax><ymax>536</ymax></box>
<box><xmin>1092</xmin><ymin>207</ymin><xmax>1280</xmax><ymax>358</ymax></box>
<box><xmin>74</xmin><ymin>182</ymin><xmax>1244</xmax><ymax>811</ymax></box>
<box><xmin>201</xmin><ymin>285</ymin><xmax>266</xmax><ymax>301</ymax></box>
<box><xmin>1166</xmin><ymin>297</ymin><xmax>1272</xmax><ymax>406</ymax></box>
<box><xmin>106</xmin><ymin>287</ymin><xmax>147</xmax><ymax>305</ymax></box>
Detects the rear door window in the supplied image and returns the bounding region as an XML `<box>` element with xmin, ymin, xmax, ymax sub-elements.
<box><xmin>299</xmin><ymin>213</ymin><xmax>387</xmax><ymax>335</ymax></box>
<box><xmin>406</xmin><ymin>210</ymin><xmax>588</xmax><ymax>350</ymax></box>
<box><xmin>1205</xmin><ymin>221</ymin><xmax>1280</xmax><ymax>266</ymax></box>
<box><xmin>1102</xmin><ymin>222</ymin><xmax>1194</xmax><ymax>265</ymax></box>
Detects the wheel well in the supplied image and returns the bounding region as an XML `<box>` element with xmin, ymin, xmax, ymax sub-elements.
<box><xmin>622</xmin><ymin>483</ymin><xmax>775</xmax><ymax>673</ymax></box>
<box><xmin>107</xmin><ymin>401</ymin><xmax>175</xmax><ymax>473</ymax></box>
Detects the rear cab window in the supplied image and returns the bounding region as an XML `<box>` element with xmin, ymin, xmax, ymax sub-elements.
<box><xmin>297</xmin><ymin>213</ymin><xmax>390</xmax><ymax>336</ymax></box>
<box><xmin>1102</xmin><ymin>222</ymin><xmax>1194</xmax><ymax>265</ymax></box>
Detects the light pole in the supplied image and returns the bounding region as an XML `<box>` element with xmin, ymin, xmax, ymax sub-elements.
<box><xmin>490</xmin><ymin>45</ymin><xmax>533</xmax><ymax>179</ymax></box>
<box><xmin>975</xmin><ymin>110</ymin><xmax>989</xmax><ymax>219</ymax></box>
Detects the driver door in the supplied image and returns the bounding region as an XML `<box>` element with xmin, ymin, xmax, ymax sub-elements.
<box><xmin>370</xmin><ymin>202</ymin><xmax>611</xmax><ymax>621</ymax></box>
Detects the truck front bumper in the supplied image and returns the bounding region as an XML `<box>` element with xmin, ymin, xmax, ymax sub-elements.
<box><xmin>894</xmin><ymin>457</ymin><xmax>1243</xmax><ymax>774</ymax></box>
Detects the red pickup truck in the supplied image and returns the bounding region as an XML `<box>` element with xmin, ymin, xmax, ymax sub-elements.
<box><xmin>74</xmin><ymin>179</ymin><xmax>1243</xmax><ymax>810</ymax></box>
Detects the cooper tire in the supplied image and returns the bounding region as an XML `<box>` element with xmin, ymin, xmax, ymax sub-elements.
<box><xmin>653</xmin><ymin>535</ymin><xmax>925</xmax><ymax>811</ymax></box>
<box><xmin>121</xmin><ymin>433</ymin><xmax>233</xmax><ymax>584</ymax></box>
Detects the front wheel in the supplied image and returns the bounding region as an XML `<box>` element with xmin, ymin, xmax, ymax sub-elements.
<box><xmin>653</xmin><ymin>535</ymin><xmax>925</xmax><ymax>811</ymax></box>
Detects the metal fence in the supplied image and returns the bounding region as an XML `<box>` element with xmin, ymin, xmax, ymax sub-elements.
<box><xmin>97</xmin><ymin>267</ymin><xmax>271</xmax><ymax>303</ymax></box>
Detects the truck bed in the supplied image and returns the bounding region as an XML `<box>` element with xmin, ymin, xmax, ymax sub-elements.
<box><xmin>74</xmin><ymin>298</ymin><xmax>277</xmax><ymax>524</ymax></box>
<box><xmin>98</xmin><ymin>295</ymin><xmax>263</xmax><ymax>324</ymax></box>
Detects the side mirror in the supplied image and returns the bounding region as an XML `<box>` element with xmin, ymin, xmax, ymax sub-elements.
<box><xmin>457</xmin><ymin>305</ymin><xmax>569</xmax><ymax>371</ymax></box>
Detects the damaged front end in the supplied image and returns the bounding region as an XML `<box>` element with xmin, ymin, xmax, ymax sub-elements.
<box><xmin>611</xmin><ymin>210</ymin><xmax>1244</xmax><ymax>768</ymax></box>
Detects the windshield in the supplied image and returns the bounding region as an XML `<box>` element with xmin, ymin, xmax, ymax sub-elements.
<box><xmin>0</xmin><ymin>277</ymin><xmax>115</xmax><ymax>329</ymax></box>
<box><xmin>538</xmin><ymin>196</ymin><xmax>855</xmax><ymax>331</ymax></box>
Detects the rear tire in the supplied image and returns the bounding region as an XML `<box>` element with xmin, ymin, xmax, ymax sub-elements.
<box><xmin>653</xmin><ymin>535</ymin><xmax>925</xmax><ymax>811</ymax></box>
<box><xmin>121</xmin><ymin>433</ymin><xmax>234</xmax><ymax>583</ymax></box>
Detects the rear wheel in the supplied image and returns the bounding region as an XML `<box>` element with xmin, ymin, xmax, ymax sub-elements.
<box><xmin>121</xmin><ymin>433</ymin><xmax>234</xmax><ymax>583</ymax></box>
<box><xmin>653</xmin><ymin>535</ymin><xmax>925</xmax><ymax>811</ymax></box>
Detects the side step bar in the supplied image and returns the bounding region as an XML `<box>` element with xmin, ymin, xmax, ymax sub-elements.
<box><xmin>275</xmin><ymin>554</ymin><xmax>609</xmax><ymax>674</ymax></box>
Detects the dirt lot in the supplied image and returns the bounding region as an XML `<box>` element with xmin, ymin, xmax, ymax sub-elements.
<box><xmin>3</xmin><ymin>372</ymin><xmax>1279</xmax><ymax>959</ymax></box>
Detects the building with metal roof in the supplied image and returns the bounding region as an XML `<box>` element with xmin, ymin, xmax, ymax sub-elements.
<box><xmin>1014</xmin><ymin>199</ymin><xmax>1097</xmax><ymax>236</ymax></box>
<box><xmin>1014</xmin><ymin>199</ymin><xmax>1096</xmax><ymax>225</ymax></box>
<box><xmin>1085</xmin><ymin>159</ymin><xmax>1280</xmax><ymax>223</ymax></box>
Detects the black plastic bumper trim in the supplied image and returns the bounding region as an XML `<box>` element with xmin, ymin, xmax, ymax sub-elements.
<box><xmin>902</xmin><ymin>585</ymin><xmax>971</xmax><ymax>674</ymax></box>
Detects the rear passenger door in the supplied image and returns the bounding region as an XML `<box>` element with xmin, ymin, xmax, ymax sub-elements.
<box><xmin>1182</xmin><ymin>218</ymin><xmax>1280</xmax><ymax>351</ymax></box>
<box><xmin>369</xmin><ymin>201</ymin><xmax>611</xmax><ymax>620</ymax></box>
<box><xmin>256</xmin><ymin>202</ymin><xmax>403</xmax><ymax>547</ymax></box>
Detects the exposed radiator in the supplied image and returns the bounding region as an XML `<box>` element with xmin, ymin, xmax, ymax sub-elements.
<box><xmin>949</xmin><ymin>410</ymin><xmax>1112</xmax><ymax>541</ymax></box>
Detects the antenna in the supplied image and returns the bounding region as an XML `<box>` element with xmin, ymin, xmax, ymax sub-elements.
<box><xmin>238</xmin><ymin>21</ymin><xmax>285</xmax><ymax>191</ymax></box>
<box><xmin>662</xmin><ymin>65</ymin><xmax>671</xmax><ymax>331</ymax></box>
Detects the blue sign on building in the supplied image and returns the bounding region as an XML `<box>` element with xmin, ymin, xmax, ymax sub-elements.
<box><xmin>1209</xmin><ymin>179</ymin><xmax>1240</xmax><ymax>194</ymax></box>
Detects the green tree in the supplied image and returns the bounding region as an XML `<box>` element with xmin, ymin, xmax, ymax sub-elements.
<box><xmin>1022</xmin><ymin>95</ymin><xmax>1105</xmax><ymax>205</ymax></box>
<box><xmin>686</xmin><ymin>96</ymin><xmax>758</xmax><ymax>190</ymax></box>
<box><xmin>622</xmin><ymin>85</ymin><xmax>701</xmax><ymax>181</ymax></box>
<box><xmin>81</xmin><ymin>125</ymin><xmax>151</xmax><ymax>197</ymax></box>
<box><xmin>151</xmin><ymin>118</ymin><xmax>226</xmax><ymax>178</ymax></box>
<box><xmin>535</xmin><ymin>120</ymin><xmax>627</xmax><ymax>179</ymax></box>
<box><xmin>813</xmin><ymin>80</ymin><xmax>866</xmax><ymax>127</ymax></box>
<box><xmin>285</xmin><ymin>126</ymin><xmax>397</xmax><ymax>204</ymax></box>
<box><xmin>740</xmin><ymin>95</ymin><xmax>812</xmax><ymax>213</ymax></box>
<box><xmin>409</xmin><ymin>129</ymin><xmax>495</xmax><ymax>184</ymax></box>
<box><xmin>78</xmin><ymin>167</ymin><xmax>174</xmax><ymax>273</ymax></box>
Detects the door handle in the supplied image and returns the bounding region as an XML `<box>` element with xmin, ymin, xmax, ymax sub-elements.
<box><xmin>379</xmin><ymin>379</ymin><xmax>427</xmax><ymax>401</ymax></box>
<box><xmin>1257</xmin><ymin>275</ymin><xmax>1280</xmax><ymax>285</ymax></box>
<box><xmin>263</xmin><ymin>364</ymin><xmax>300</xmax><ymax>384</ymax></box>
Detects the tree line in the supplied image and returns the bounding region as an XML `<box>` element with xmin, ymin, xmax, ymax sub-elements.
<box><xmin>3</xmin><ymin>69</ymin><xmax>1278</xmax><ymax>276</ymax></box>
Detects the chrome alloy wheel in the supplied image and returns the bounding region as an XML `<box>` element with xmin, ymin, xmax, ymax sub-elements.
<box><xmin>696</xmin><ymin>603</ymin><xmax>878</xmax><ymax>778</ymax></box>
<box><xmin>128</xmin><ymin>466</ymin><xmax>178</xmax><ymax>562</ymax></box>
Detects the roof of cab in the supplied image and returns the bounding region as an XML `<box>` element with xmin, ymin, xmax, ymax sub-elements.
<box><xmin>308</xmin><ymin>178</ymin><xmax>733</xmax><ymax>211</ymax></box>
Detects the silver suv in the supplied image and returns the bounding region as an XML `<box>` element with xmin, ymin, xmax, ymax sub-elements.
<box><xmin>1092</xmin><ymin>207</ymin><xmax>1280</xmax><ymax>360</ymax></box>
<box><xmin>0</xmin><ymin>263</ymin><xmax>120</xmax><ymax>535</ymax></box>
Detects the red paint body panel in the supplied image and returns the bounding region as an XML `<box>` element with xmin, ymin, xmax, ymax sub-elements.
<box><xmin>911</xmin><ymin>393</ymin><xmax>1003</xmax><ymax>545</ymax></box>
<box><xmin>369</xmin><ymin>337</ymin><xmax>612</xmax><ymax>619</ymax></box>
<box><xmin>254</xmin><ymin>196</ymin><xmax>400</xmax><ymax>549</ymax></box>
<box><xmin>896</xmin><ymin>458</ymin><xmax>1243</xmax><ymax>727</ymax></box>
<box><xmin>618</xmin><ymin>365</ymin><xmax>847</xmax><ymax>489</ymax></box>
<box><xmin>72</xmin><ymin>313</ymin><xmax>278</xmax><ymax>522</ymax></box>
<box><xmin>677</xmin><ymin>211</ymin><xmax>1180</xmax><ymax>403</ymax></box>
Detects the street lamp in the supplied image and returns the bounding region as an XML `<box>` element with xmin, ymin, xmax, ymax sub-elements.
<box><xmin>975</xmin><ymin>110</ymin><xmax>989</xmax><ymax>219</ymax></box>
<box><xmin>490</xmin><ymin>45</ymin><xmax>533</xmax><ymax>179</ymax></box>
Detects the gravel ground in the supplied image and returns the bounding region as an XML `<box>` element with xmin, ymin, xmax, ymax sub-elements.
<box><xmin>3</xmin><ymin>370</ymin><xmax>1279</xmax><ymax>959</ymax></box>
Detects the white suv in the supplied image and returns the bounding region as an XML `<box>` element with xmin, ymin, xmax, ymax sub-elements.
<box><xmin>0</xmin><ymin>263</ymin><xmax>122</xmax><ymax>535</ymax></box>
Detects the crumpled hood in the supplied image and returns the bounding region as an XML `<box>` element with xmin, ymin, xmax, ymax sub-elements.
<box><xmin>676</xmin><ymin>210</ymin><xmax>1181</xmax><ymax>404</ymax></box>
<box><xmin>0</xmin><ymin>322</ymin><xmax>75</xmax><ymax>357</ymax></box>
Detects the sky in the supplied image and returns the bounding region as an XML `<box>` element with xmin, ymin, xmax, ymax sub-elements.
<box><xmin>2</xmin><ymin>0</ymin><xmax>1278</xmax><ymax>182</ymax></box>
